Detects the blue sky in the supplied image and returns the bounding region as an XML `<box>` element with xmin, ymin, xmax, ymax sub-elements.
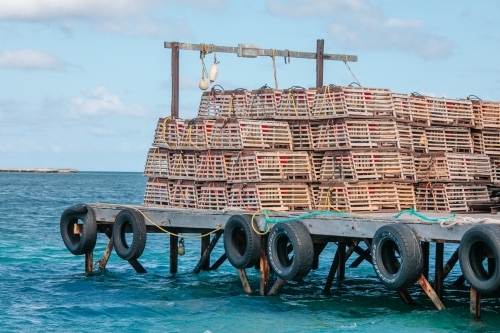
<box><xmin>0</xmin><ymin>0</ymin><xmax>499</xmax><ymax>171</ymax></box>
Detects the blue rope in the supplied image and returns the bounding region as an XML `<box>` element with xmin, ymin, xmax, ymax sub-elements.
<box><xmin>393</xmin><ymin>207</ymin><xmax>455</xmax><ymax>222</ymax></box>
<box><xmin>262</xmin><ymin>210</ymin><xmax>353</xmax><ymax>231</ymax></box>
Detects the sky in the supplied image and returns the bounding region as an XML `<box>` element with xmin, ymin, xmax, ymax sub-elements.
<box><xmin>0</xmin><ymin>0</ymin><xmax>499</xmax><ymax>171</ymax></box>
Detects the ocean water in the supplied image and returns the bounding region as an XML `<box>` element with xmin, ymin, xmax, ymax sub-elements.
<box><xmin>1</xmin><ymin>172</ymin><xmax>499</xmax><ymax>332</ymax></box>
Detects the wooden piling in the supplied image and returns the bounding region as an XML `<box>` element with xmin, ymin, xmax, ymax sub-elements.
<box><xmin>324</xmin><ymin>247</ymin><xmax>340</xmax><ymax>293</ymax></box>
<box><xmin>259</xmin><ymin>235</ymin><xmax>270</xmax><ymax>296</ymax></box>
<box><xmin>349</xmin><ymin>245</ymin><xmax>372</xmax><ymax>268</ymax></box>
<box><xmin>417</xmin><ymin>274</ymin><xmax>445</xmax><ymax>310</ymax></box>
<box><xmin>194</xmin><ymin>231</ymin><xmax>222</xmax><ymax>274</ymax></box>
<box><xmin>470</xmin><ymin>288</ymin><xmax>481</xmax><ymax>319</ymax></box>
<box><xmin>98</xmin><ymin>237</ymin><xmax>114</xmax><ymax>270</ymax></box>
<box><xmin>434</xmin><ymin>242</ymin><xmax>444</xmax><ymax>300</ymax></box>
<box><xmin>337</xmin><ymin>242</ymin><xmax>347</xmax><ymax>283</ymax></box>
<box><xmin>443</xmin><ymin>248</ymin><xmax>459</xmax><ymax>280</ymax></box>
<box><xmin>209</xmin><ymin>254</ymin><xmax>227</xmax><ymax>271</ymax></box>
<box><xmin>312</xmin><ymin>242</ymin><xmax>328</xmax><ymax>270</ymax></box>
<box><xmin>85</xmin><ymin>252</ymin><xmax>93</xmax><ymax>274</ymax></box>
<box><xmin>200</xmin><ymin>234</ymin><xmax>211</xmax><ymax>271</ymax></box>
<box><xmin>238</xmin><ymin>269</ymin><xmax>252</xmax><ymax>295</ymax></box>
<box><xmin>268</xmin><ymin>278</ymin><xmax>286</xmax><ymax>295</ymax></box>
<box><xmin>170</xmin><ymin>233</ymin><xmax>178</xmax><ymax>274</ymax></box>
<box><xmin>128</xmin><ymin>259</ymin><xmax>147</xmax><ymax>273</ymax></box>
<box><xmin>422</xmin><ymin>241</ymin><xmax>430</xmax><ymax>280</ymax></box>
<box><xmin>396</xmin><ymin>287</ymin><xmax>417</xmax><ymax>305</ymax></box>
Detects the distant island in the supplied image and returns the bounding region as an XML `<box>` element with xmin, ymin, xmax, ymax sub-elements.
<box><xmin>0</xmin><ymin>168</ymin><xmax>78</xmax><ymax>173</ymax></box>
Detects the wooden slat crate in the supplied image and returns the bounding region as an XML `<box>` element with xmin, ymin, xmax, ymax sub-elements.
<box><xmin>471</xmin><ymin>100</ymin><xmax>500</xmax><ymax>129</ymax></box>
<box><xmin>152</xmin><ymin>117</ymin><xmax>178</xmax><ymax>148</ymax></box>
<box><xmin>288</xmin><ymin>120</ymin><xmax>314</xmax><ymax>150</ymax></box>
<box><xmin>168</xmin><ymin>180</ymin><xmax>198</xmax><ymax>209</ymax></box>
<box><xmin>310</xmin><ymin>85</ymin><xmax>346</xmax><ymax>119</ymax></box>
<box><xmin>342</xmin><ymin>86</ymin><xmax>394</xmax><ymax>118</ymax></box>
<box><xmin>415</xmin><ymin>153</ymin><xmax>492</xmax><ymax>183</ymax></box>
<box><xmin>473</xmin><ymin>130</ymin><xmax>500</xmax><ymax>156</ymax></box>
<box><xmin>143</xmin><ymin>178</ymin><xmax>169</xmax><ymax>207</ymax></box>
<box><xmin>319</xmin><ymin>151</ymin><xmax>416</xmax><ymax>182</ymax></box>
<box><xmin>491</xmin><ymin>157</ymin><xmax>500</xmax><ymax>184</ymax></box>
<box><xmin>197</xmin><ymin>182</ymin><xmax>228</xmax><ymax>210</ymax></box>
<box><xmin>176</xmin><ymin>119</ymin><xmax>211</xmax><ymax>150</ymax></box>
<box><xmin>409</xmin><ymin>95</ymin><xmax>430</xmax><ymax>126</ymax></box>
<box><xmin>396</xmin><ymin>123</ymin><xmax>414</xmax><ymax>151</ymax></box>
<box><xmin>195</xmin><ymin>150</ymin><xmax>228</xmax><ymax>181</ymax></box>
<box><xmin>248</xmin><ymin>87</ymin><xmax>281</xmax><ymax>119</ymax></box>
<box><xmin>207</xmin><ymin>118</ymin><xmax>243</xmax><ymax>149</ymax></box>
<box><xmin>412</xmin><ymin>126</ymin><xmax>473</xmax><ymax>154</ymax></box>
<box><xmin>415</xmin><ymin>183</ymin><xmax>490</xmax><ymax>212</ymax></box>
<box><xmin>425</xmin><ymin>96</ymin><xmax>474</xmax><ymax>127</ymax></box>
<box><xmin>168</xmin><ymin>150</ymin><xmax>197</xmax><ymax>180</ymax></box>
<box><xmin>315</xmin><ymin>182</ymin><xmax>415</xmax><ymax>212</ymax></box>
<box><xmin>143</xmin><ymin>148</ymin><xmax>169</xmax><ymax>178</ymax></box>
<box><xmin>309</xmin><ymin>151</ymin><xmax>324</xmax><ymax>181</ymax></box>
<box><xmin>392</xmin><ymin>93</ymin><xmax>412</xmax><ymax>122</ymax></box>
<box><xmin>276</xmin><ymin>88</ymin><xmax>315</xmax><ymax>119</ymax></box>
<box><xmin>226</xmin><ymin>151</ymin><xmax>313</xmax><ymax>183</ymax></box>
<box><xmin>198</xmin><ymin>88</ymin><xmax>250</xmax><ymax>118</ymax></box>
<box><xmin>313</xmin><ymin>119</ymin><xmax>401</xmax><ymax>151</ymax></box>
<box><xmin>227</xmin><ymin>183</ymin><xmax>261</xmax><ymax>210</ymax></box>
<box><xmin>471</xmin><ymin>129</ymin><xmax>484</xmax><ymax>154</ymax></box>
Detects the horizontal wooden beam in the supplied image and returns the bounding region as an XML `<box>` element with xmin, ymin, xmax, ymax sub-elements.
<box><xmin>164</xmin><ymin>42</ymin><xmax>358</xmax><ymax>62</ymax></box>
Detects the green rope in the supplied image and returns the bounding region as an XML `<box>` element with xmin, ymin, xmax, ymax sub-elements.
<box><xmin>262</xmin><ymin>210</ymin><xmax>353</xmax><ymax>231</ymax></box>
<box><xmin>393</xmin><ymin>207</ymin><xmax>455</xmax><ymax>222</ymax></box>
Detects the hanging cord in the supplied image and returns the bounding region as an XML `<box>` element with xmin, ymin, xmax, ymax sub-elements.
<box><xmin>200</xmin><ymin>43</ymin><xmax>209</xmax><ymax>80</ymax></box>
<box><xmin>210</xmin><ymin>43</ymin><xmax>218</xmax><ymax>65</ymax></box>
<box><xmin>270</xmin><ymin>49</ymin><xmax>279</xmax><ymax>89</ymax></box>
<box><xmin>344</xmin><ymin>55</ymin><xmax>361</xmax><ymax>86</ymax></box>
<box><xmin>467</xmin><ymin>95</ymin><xmax>482</xmax><ymax>101</ymax></box>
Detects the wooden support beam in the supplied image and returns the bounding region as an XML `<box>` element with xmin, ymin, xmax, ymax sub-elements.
<box><xmin>128</xmin><ymin>259</ymin><xmax>147</xmax><ymax>274</ymax></box>
<box><xmin>316</xmin><ymin>39</ymin><xmax>324</xmax><ymax>87</ymax></box>
<box><xmin>324</xmin><ymin>247</ymin><xmax>340</xmax><ymax>293</ymax></box>
<box><xmin>260</xmin><ymin>235</ymin><xmax>270</xmax><ymax>296</ymax></box>
<box><xmin>171</xmin><ymin>41</ymin><xmax>179</xmax><ymax>118</ymax></box>
<box><xmin>349</xmin><ymin>245</ymin><xmax>372</xmax><ymax>268</ymax></box>
<box><xmin>98</xmin><ymin>237</ymin><xmax>114</xmax><ymax>270</ymax></box>
<box><xmin>470</xmin><ymin>288</ymin><xmax>481</xmax><ymax>319</ymax></box>
<box><xmin>163</xmin><ymin>42</ymin><xmax>358</xmax><ymax>62</ymax></box>
<box><xmin>170</xmin><ymin>233</ymin><xmax>178</xmax><ymax>274</ymax></box>
<box><xmin>443</xmin><ymin>248</ymin><xmax>459</xmax><ymax>280</ymax></box>
<box><xmin>337</xmin><ymin>242</ymin><xmax>346</xmax><ymax>283</ymax></box>
<box><xmin>453</xmin><ymin>275</ymin><xmax>466</xmax><ymax>286</ymax></box>
<box><xmin>209</xmin><ymin>253</ymin><xmax>227</xmax><ymax>271</ymax></box>
<box><xmin>194</xmin><ymin>231</ymin><xmax>223</xmax><ymax>274</ymax></box>
<box><xmin>268</xmin><ymin>278</ymin><xmax>286</xmax><ymax>295</ymax></box>
<box><xmin>417</xmin><ymin>274</ymin><xmax>445</xmax><ymax>310</ymax></box>
<box><xmin>312</xmin><ymin>242</ymin><xmax>328</xmax><ymax>270</ymax></box>
<box><xmin>85</xmin><ymin>252</ymin><xmax>93</xmax><ymax>274</ymax></box>
<box><xmin>238</xmin><ymin>269</ymin><xmax>252</xmax><ymax>295</ymax></box>
<box><xmin>422</xmin><ymin>241</ymin><xmax>430</xmax><ymax>280</ymax></box>
<box><xmin>396</xmin><ymin>287</ymin><xmax>417</xmax><ymax>305</ymax></box>
<box><xmin>434</xmin><ymin>243</ymin><xmax>444</xmax><ymax>300</ymax></box>
<box><xmin>200</xmin><ymin>234</ymin><xmax>211</xmax><ymax>271</ymax></box>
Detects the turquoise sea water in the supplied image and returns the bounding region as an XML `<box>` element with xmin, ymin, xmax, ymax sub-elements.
<box><xmin>1</xmin><ymin>172</ymin><xmax>499</xmax><ymax>332</ymax></box>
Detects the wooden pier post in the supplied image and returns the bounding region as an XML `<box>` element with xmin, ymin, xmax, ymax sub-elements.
<box><xmin>85</xmin><ymin>252</ymin><xmax>93</xmax><ymax>274</ymax></box>
<box><xmin>238</xmin><ymin>269</ymin><xmax>252</xmax><ymax>295</ymax></box>
<box><xmin>422</xmin><ymin>241</ymin><xmax>430</xmax><ymax>280</ymax></box>
<box><xmin>170</xmin><ymin>233</ymin><xmax>178</xmax><ymax>274</ymax></box>
<box><xmin>434</xmin><ymin>242</ymin><xmax>444</xmax><ymax>300</ymax></box>
<box><xmin>443</xmin><ymin>248</ymin><xmax>459</xmax><ymax>280</ymax></box>
<box><xmin>200</xmin><ymin>234</ymin><xmax>210</xmax><ymax>271</ymax></box>
<box><xmin>209</xmin><ymin>254</ymin><xmax>227</xmax><ymax>271</ymax></box>
<box><xmin>470</xmin><ymin>288</ymin><xmax>481</xmax><ymax>319</ymax></box>
<box><xmin>259</xmin><ymin>235</ymin><xmax>270</xmax><ymax>295</ymax></box>
<box><xmin>194</xmin><ymin>231</ymin><xmax>223</xmax><ymax>274</ymax></box>
<box><xmin>337</xmin><ymin>242</ymin><xmax>347</xmax><ymax>283</ymax></box>
<box><xmin>98</xmin><ymin>237</ymin><xmax>114</xmax><ymax>270</ymax></box>
<box><xmin>324</xmin><ymin>248</ymin><xmax>340</xmax><ymax>293</ymax></box>
<box><xmin>312</xmin><ymin>242</ymin><xmax>328</xmax><ymax>270</ymax></box>
<box><xmin>417</xmin><ymin>274</ymin><xmax>445</xmax><ymax>310</ymax></box>
<box><xmin>268</xmin><ymin>278</ymin><xmax>286</xmax><ymax>295</ymax></box>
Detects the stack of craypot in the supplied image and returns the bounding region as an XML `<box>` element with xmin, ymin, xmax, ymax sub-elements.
<box><xmin>142</xmin><ymin>85</ymin><xmax>500</xmax><ymax>213</ymax></box>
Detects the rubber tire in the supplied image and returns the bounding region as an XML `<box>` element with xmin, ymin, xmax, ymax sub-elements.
<box><xmin>371</xmin><ymin>224</ymin><xmax>423</xmax><ymax>289</ymax></box>
<box><xmin>112</xmin><ymin>209</ymin><xmax>147</xmax><ymax>261</ymax></box>
<box><xmin>267</xmin><ymin>221</ymin><xmax>314</xmax><ymax>281</ymax></box>
<box><xmin>223</xmin><ymin>215</ymin><xmax>262</xmax><ymax>269</ymax></box>
<box><xmin>459</xmin><ymin>224</ymin><xmax>500</xmax><ymax>295</ymax></box>
<box><xmin>60</xmin><ymin>203</ymin><xmax>97</xmax><ymax>255</ymax></box>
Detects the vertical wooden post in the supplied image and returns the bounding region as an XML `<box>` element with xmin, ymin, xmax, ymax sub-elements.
<box><xmin>171</xmin><ymin>41</ymin><xmax>180</xmax><ymax>118</ymax></box>
<box><xmin>470</xmin><ymin>288</ymin><xmax>481</xmax><ymax>319</ymax></box>
<box><xmin>422</xmin><ymin>241</ymin><xmax>430</xmax><ymax>280</ymax></box>
<box><xmin>316</xmin><ymin>39</ymin><xmax>324</xmax><ymax>88</ymax></box>
<box><xmin>170</xmin><ymin>233</ymin><xmax>178</xmax><ymax>274</ymax></box>
<box><xmin>85</xmin><ymin>252</ymin><xmax>93</xmax><ymax>274</ymax></box>
<box><xmin>201</xmin><ymin>234</ymin><xmax>210</xmax><ymax>271</ymax></box>
<box><xmin>259</xmin><ymin>235</ymin><xmax>270</xmax><ymax>296</ymax></box>
<box><xmin>434</xmin><ymin>242</ymin><xmax>444</xmax><ymax>300</ymax></box>
<box><xmin>324</xmin><ymin>248</ymin><xmax>340</xmax><ymax>293</ymax></box>
<box><xmin>337</xmin><ymin>242</ymin><xmax>346</xmax><ymax>283</ymax></box>
<box><xmin>312</xmin><ymin>242</ymin><xmax>328</xmax><ymax>270</ymax></box>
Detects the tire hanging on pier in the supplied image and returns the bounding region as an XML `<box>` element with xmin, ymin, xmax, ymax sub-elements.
<box><xmin>459</xmin><ymin>224</ymin><xmax>500</xmax><ymax>295</ymax></box>
<box><xmin>60</xmin><ymin>203</ymin><xmax>97</xmax><ymax>255</ymax></box>
<box><xmin>223</xmin><ymin>215</ymin><xmax>261</xmax><ymax>269</ymax></box>
<box><xmin>267</xmin><ymin>221</ymin><xmax>314</xmax><ymax>281</ymax></box>
<box><xmin>371</xmin><ymin>224</ymin><xmax>423</xmax><ymax>289</ymax></box>
<box><xmin>112</xmin><ymin>209</ymin><xmax>147</xmax><ymax>261</ymax></box>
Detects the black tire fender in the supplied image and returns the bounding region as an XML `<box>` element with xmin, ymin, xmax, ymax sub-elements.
<box><xmin>371</xmin><ymin>224</ymin><xmax>423</xmax><ymax>289</ymax></box>
<box><xmin>112</xmin><ymin>209</ymin><xmax>147</xmax><ymax>261</ymax></box>
<box><xmin>223</xmin><ymin>215</ymin><xmax>262</xmax><ymax>269</ymax></box>
<box><xmin>458</xmin><ymin>224</ymin><xmax>500</xmax><ymax>295</ymax></box>
<box><xmin>267</xmin><ymin>221</ymin><xmax>314</xmax><ymax>281</ymax></box>
<box><xmin>60</xmin><ymin>203</ymin><xmax>97</xmax><ymax>255</ymax></box>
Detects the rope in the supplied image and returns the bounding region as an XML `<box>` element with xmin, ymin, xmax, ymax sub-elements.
<box><xmin>271</xmin><ymin>49</ymin><xmax>278</xmax><ymax>89</ymax></box>
<box><xmin>344</xmin><ymin>55</ymin><xmax>361</xmax><ymax>86</ymax></box>
<box><xmin>394</xmin><ymin>207</ymin><xmax>455</xmax><ymax>223</ymax></box>
<box><xmin>200</xmin><ymin>43</ymin><xmax>209</xmax><ymax>81</ymax></box>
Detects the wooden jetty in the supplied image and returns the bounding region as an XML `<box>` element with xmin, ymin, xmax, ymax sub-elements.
<box><xmin>60</xmin><ymin>40</ymin><xmax>500</xmax><ymax>320</ymax></box>
<box><xmin>0</xmin><ymin>168</ymin><xmax>77</xmax><ymax>173</ymax></box>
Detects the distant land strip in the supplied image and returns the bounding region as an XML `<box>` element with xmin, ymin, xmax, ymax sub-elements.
<box><xmin>0</xmin><ymin>168</ymin><xmax>78</xmax><ymax>173</ymax></box>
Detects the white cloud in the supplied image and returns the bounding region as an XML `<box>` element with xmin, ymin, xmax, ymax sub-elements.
<box><xmin>69</xmin><ymin>87</ymin><xmax>151</xmax><ymax>118</ymax></box>
<box><xmin>88</xmin><ymin>127</ymin><xmax>117</xmax><ymax>137</ymax></box>
<box><xmin>0</xmin><ymin>49</ymin><xmax>67</xmax><ymax>71</ymax></box>
<box><xmin>267</xmin><ymin>0</ymin><xmax>454</xmax><ymax>59</ymax></box>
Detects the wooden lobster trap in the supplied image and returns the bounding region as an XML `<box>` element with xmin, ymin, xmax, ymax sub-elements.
<box><xmin>226</xmin><ymin>151</ymin><xmax>313</xmax><ymax>183</ymax></box>
<box><xmin>415</xmin><ymin>183</ymin><xmax>490</xmax><ymax>212</ymax></box>
<box><xmin>276</xmin><ymin>87</ymin><xmax>316</xmax><ymax>120</ymax></box>
<box><xmin>392</xmin><ymin>93</ymin><xmax>413</xmax><ymax>123</ymax></box>
<box><xmin>143</xmin><ymin>148</ymin><xmax>169</xmax><ymax>178</ymax></box>
<box><xmin>491</xmin><ymin>157</ymin><xmax>500</xmax><ymax>184</ymax></box>
<box><xmin>411</xmin><ymin>126</ymin><xmax>473</xmax><ymax>154</ymax></box>
<box><xmin>309</xmin><ymin>151</ymin><xmax>325</xmax><ymax>181</ymax></box>
<box><xmin>312</xmin><ymin>118</ymin><xmax>402</xmax><ymax>151</ymax></box>
<box><xmin>207</xmin><ymin>119</ymin><xmax>293</xmax><ymax>150</ymax></box>
<box><xmin>167</xmin><ymin>150</ymin><xmax>197</xmax><ymax>180</ymax></box>
<box><xmin>227</xmin><ymin>183</ymin><xmax>313</xmax><ymax>211</ymax></box>
<box><xmin>152</xmin><ymin>117</ymin><xmax>178</xmax><ymax>148</ymax></box>
<box><xmin>176</xmin><ymin>119</ymin><xmax>212</xmax><ymax>150</ymax></box>
<box><xmin>197</xmin><ymin>88</ymin><xmax>250</xmax><ymax>118</ymax></box>
<box><xmin>319</xmin><ymin>150</ymin><xmax>416</xmax><ymax>182</ymax></box>
<box><xmin>315</xmin><ymin>182</ymin><xmax>415</xmax><ymax>212</ymax></box>
<box><xmin>471</xmin><ymin>130</ymin><xmax>500</xmax><ymax>156</ymax></box>
<box><xmin>197</xmin><ymin>182</ymin><xmax>228</xmax><ymax>210</ymax></box>
<box><xmin>248</xmin><ymin>87</ymin><xmax>281</xmax><ymax>119</ymax></box>
<box><xmin>288</xmin><ymin>120</ymin><xmax>314</xmax><ymax>150</ymax></box>
<box><xmin>310</xmin><ymin>85</ymin><xmax>347</xmax><ymax>119</ymax></box>
<box><xmin>418</xmin><ymin>95</ymin><xmax>474</xmax><ymax>127</ymax></box>
<box><xmin>471</xmin><ymin>100</ymin><xmax>500</xmax><ymax>129</ymax></box>
<box><xmin>143</xmin><ymin>178</ymin><xmax>170</xmax><ymax>207</ymax></box>
<box><xmin>168</xmin><ymin>180</ymin><xmax>199</xmax><ymax>209</ymax></box>
<box><xmin>414</xmin><ymin>153</ymin><xmax>492</xmax><ymax>183</ymax></box>
<box><xmin>195</xmin><ymin>150</ymin><xmax>228</xmax><ymax>181</ymax></box>
<box><xmin>396</xmin><ymin>123</ymin><xmax>414</xmax><ymax>151</ymax></box>
<box><xmin>342</xmin><ymin>86</ymin><xmax>394</xmax><ymax>118</ymax></box>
